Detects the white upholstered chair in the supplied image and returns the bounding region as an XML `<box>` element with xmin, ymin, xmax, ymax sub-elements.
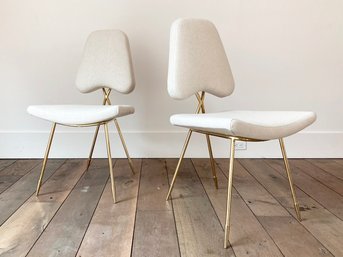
<box><xmin>165</xmin><ymin>18</ymin><xmax>316</xmax><ymax>248</ymax></box>
<box><xmin>27</xmin><ymin>30</ymin><xmax>136</xmax><ymax>203</ymax></box>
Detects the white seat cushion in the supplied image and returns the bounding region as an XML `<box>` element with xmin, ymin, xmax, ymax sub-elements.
<box><xmin>170</xmin><ymin>111</ymin><xmax>316</xmax><ymax>140</ymax></box>
<box><xmin>27</xmin><ymin>105</ymin><xmax>134</xmax><ymax>125</ymax></box>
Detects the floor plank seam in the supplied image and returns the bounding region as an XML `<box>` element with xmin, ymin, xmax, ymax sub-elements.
<box><xmin>238</xmin><ymin>159</ymin><xmax>336</xmax><ymax>257</ymax></box>
<box><xmin>0</xmin><ymin>159</ymin><xmax>67</xmax><ymax>227</ymax></box>
<box><xmin>262</xmin><ymin>159</ymin><xmax>343</xmax><ymax>223</ymax></box>
<box><xmin>130</xmin><ymin>159</ymin><xmax>143</xmax><ymax>257</ymax></box>
<box><xmin>75</xmin><ymin>171</ymin><xmax>111</xmax><ymax>257</ymax></box>
<box><xmin>190</xmin><ymin>159</ymin><xmax>225</xmax><ymax>232</ymax></box>
<box><xmin>0</xmin><ymin>160</ymin><xmax>42</xmax><ymax>194</ymax></box>
<box><xmin>214</xmin><ymin>159</ymin><xmax>285</xmax><ymax>257</ymax></box>
<box><xmin>260</xmin><ymin>159</ymin><xmax>338</xmax><ymax>257</ymax></box>
<box><xmin>305</xmin><ymin>159</ymin><xmax>343</xmax><ymax>185</ymax></box>
<box><xmin>231</xmin><ymin>183</ymin><xmax>286</xmax><ymax>257</ymax></box>
<box><xmin>0</xmin><ymin>160</ymin><xmax>17</xmax><ymax>173</ymax></box>
<box><xmin>165</xmin><ymin>158</ymin><xmax>182</xmax><ymax>257</ymax></box>
<box><xmin>2</xmin><ymin>158</ymin><xmax>342</xmax><ymax>257</ymax></box>
<box><xmin>307</xmin><ymin>159</ymin><xmax>343</xmax><ymax>182</ymax></box>
<box><xmin>191</xmin><ymin>159</ymin><xmax>239</xmax><ymax>256</ymax></box>
<box><xmin>24</xmin><ymin>160</ymin><xmax>88</xmax><ymax>257</ymax></box>
<box><xmin>292</xmin><ymin>160</ymin><xmax>343</xmax><ymax>197</ymax></box>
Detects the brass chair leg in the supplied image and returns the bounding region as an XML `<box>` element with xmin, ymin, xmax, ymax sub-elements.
<box><xmin>114</xmin><ymin>119</ymin><xmax>135</xmax><ymax>175</ymax></box>
<box><xmin>224</xmin><ymin>138</ymin><xmax>235</xmax><ymax>248</ymax></box>
<box><xmin>196</xmin><ymin>92</ymin><xmax>218</xmax><ymax>188</ymax></box>
<box><xmin>86</xmin><ymin>124</ymin><xmax>100</xmax><ymax>170</ymax></box>
<box><xmin>86</xmin><ymin>96</ymin><xmax>108</xmax><ymax>170</ymax></box>
<box><xmin>279</xmin><ymin>138</ymin><xmax>302</xmax><ymax>221</ymax></box>
<box><xmin>102</xmin><ymin>89</ymin><xmax>135</xmax><ymax>175</ymax></box>
<box><xmin>36</xmin><ymin>123</ymin><xmax>56</xmax><ymax>196</ymax></box>
<box><xmin>166</xmin><ymin>130</ymin><xmax>193</xmax><ymax>200</ymax></box>
<box><xmin>104</xmin><ymin>123</ymin><xmax>116</xmax><ymax>203</ymax></box>
<box><xmin>205</xmin><ymin>134</ymin><xmax>218</xmax><ymax>189</ymax></box>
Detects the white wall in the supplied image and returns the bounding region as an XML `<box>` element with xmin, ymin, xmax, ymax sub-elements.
<box><xmin>1</xmin><ymin>0</ymin><xmax>342</xmax><ymax>158</ymax></box>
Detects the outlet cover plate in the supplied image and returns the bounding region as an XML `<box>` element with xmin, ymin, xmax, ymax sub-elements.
<box><xmin>235</xmin><ymin>141</ymin><xmax>247</xmax><ymax>150</ymax></box>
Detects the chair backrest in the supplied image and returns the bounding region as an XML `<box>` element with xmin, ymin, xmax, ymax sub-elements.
<box><xmin>76</xmin><ymin>30</ymin><xmax>135</xmax><ymax>94</ymax></box>
<box><xmin>168</xmin><ymin>18</ymin><xmax>234</xmax><ymax>100</ymax></box>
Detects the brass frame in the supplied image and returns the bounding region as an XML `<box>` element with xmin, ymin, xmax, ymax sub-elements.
<box><xmin>35</xmin><ymin>87</ymin><xmax>135</xmax><ymax>203</ymax></box>
<box><xmin>104</xmin><ymin>122</ymin><xmax>116</xmax><ymax>203</ymax></box>
<box><xmin>86</xmin><ymin>88</ymin><xmax>135</xmax><ymax>174</ymax></box>
<box><xmin>279</xmin><ymin>138</ymin><xmax>301</xmax><ymax>220</ymax></box>
<box><xmin>36</xmin><ymin>122</ymin><xmax>56</xmax><ymax>195</ymax></box>
<box><xmin>166</xmin><ymin>92</ymin><xmax>219</xmax><ymax>199</ymax></box>
<box><xmin>165</xmin><ymin>91</ymin><xmax>302</xmax><ymax>249</ymax></box>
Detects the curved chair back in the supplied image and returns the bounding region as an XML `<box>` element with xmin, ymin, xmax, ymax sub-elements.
<box><xmin>168</xmin><ymin>18</ymin><xmax>234</xmax><ymax>99</ymax></box>
<box><xmin>76</xmin><ymin>30</ymin><xmax>135</xmax><ymax>94</ymax></box>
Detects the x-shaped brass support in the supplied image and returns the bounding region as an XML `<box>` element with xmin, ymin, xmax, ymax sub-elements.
<box><xmin>86</xmin><ymin>88</ymin><xmax>135</xmax><ymax>174</ymax></box>
<box><xmin>166</xmin><ymin>91</ymin><xmax>218</xmax><ymax>200</ymax></box>
<box><xmin>195</xmin><ymin>92</ymin><xmax>218</xmax><ymax>189</ymax></box>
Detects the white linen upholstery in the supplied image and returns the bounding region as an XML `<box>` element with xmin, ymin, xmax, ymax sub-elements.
<box><xmin>170</xmin><ymin>111</ymin><xmax>316</xmax><ymax>140</ymax></box>
<box><xmin>168</xmin><ymin>19</ymin><xmax>234</xmax><ymax>99</ymax></box>
<box><xmin>27</xmin><ymin>105</ymin><xmax>134</xmax><ymax>126</ymax></box>
<box><xmin>168</xmin><ymin>19</ymin><xmax>316</xmax><ymax>140</ymax></box>
<box><xmin>76</xmin><ymin>30</ymin><xmax>135</xmax><ymax>94</ymax></box>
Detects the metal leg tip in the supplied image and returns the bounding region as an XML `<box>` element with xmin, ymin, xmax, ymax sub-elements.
<box><xmin>166</xmin><ymin>189</ymin><xmax>173</xmax><ymax>201</ymax></box>
<box><xmin>214</xmin><ymin>177</ymin><xmax>219</xmax><ymax>189</ymax></box>
<box><xmin>295</xmin><ymin>203</ymin><xmax>302</xmax><ymax>221</ymax></box>
<box><xmin>36</xmin><ymin>185</ymin><xmax>41</xmax><ymax>196</ymax></box>
<box><xmin>224</xmin><ymin>240</ymin><xmax>230</xmax><ymax>249</ymax></box>
<box><xmin>129</xmin><ymin>162</ymin><xmax>135</xmax><ymax>175</ymax></box>
<box><xmin>112</xmin><ymin>193</ymin><xmax>117</xmax><ymax>204</ymax></box>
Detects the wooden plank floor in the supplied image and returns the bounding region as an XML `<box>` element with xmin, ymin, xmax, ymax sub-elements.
<box><xmin>0</xmin><ymin>158</ymin><xmax>342</xmax><ymax>257</ymax></box>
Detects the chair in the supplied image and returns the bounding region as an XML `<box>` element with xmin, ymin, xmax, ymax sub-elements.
<box><xmin>165</xmin><ymin>18</ymin><xmax>316</xmax><ymax>248</ymax></box>
<box><xmin>27</xmin><ymin>30</ymin><xmax>136</xmax><ymax>203</ymax></box>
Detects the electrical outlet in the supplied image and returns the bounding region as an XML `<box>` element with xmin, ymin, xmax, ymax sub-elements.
<box><xmin>235</xmin><ymin>141</ymin><xmax>247</xmax><ymax>150</ymax></box>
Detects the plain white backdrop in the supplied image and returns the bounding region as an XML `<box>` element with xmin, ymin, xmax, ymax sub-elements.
<box><xmin>0</xmin><ymin>0</ymin><xmax>342</xmax><ymax>158</ymax></box>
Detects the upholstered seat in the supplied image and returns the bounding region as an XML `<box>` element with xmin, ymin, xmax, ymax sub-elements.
<box><xmin>27</xmin><ymin>105</ymin><xmax>134</xmax><ymax>126</ymax></box>
<box><xmin>170</xmin><ymin>111</ymin><xmax>316</xmax><ymax>140</ymax></box>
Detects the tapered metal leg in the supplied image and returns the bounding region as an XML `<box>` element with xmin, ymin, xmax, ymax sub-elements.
<box><xmin>224</xmin><ymin>138</ymin><xmax>235</xmax><ymax>248</ymax></box>
<box><xmin>196</xmin><ymin>92</ymin><xmax>218</xmax><ymax>189</ymax></box>
<box><xmin>36</xmin><ymin>123</ymin><xmax>56</xmax><ymax>196</ymax></box>
<box><xmin>104</xmin><ymin>123</ymin><xmax>116</xmax><ymax>203</ymax></box>
<box><xmin>86</xmin><ymin>96</ymin><xmax>108</xmax><ymax>170</ymax></box>
<box><xmin>86</xmin><ymin>124</ymin><xmax>100</xmax><ymax>170</ymax></box>
<box><xmin>114</xmin><ymin>119</ymin><xmax>135</xmax><ymax>174</ymax></box>
<box><xmin>205</xmin><ymin>135</ymin><xmax>218</xmax><ymax>189</ymax></box>
<box><xmin>166</xmin><ymin>130</ymin><xmax>193</xmax><ymax>200</ymax></box>
<box><xmin>279</xmin><ymin>138</ymin><xmax>301</xmax><ymax>221</ymax></box>
<box><xmin>102</xmin><ymin>90</ymin><xmax>135</xmax><ymax>175</ymax></box>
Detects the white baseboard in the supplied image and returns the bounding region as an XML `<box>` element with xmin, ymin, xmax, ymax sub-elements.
<box><xmin>0</xmin><ymin>130</ymin><xmax>342</xmax><ymax>158</ymax></box>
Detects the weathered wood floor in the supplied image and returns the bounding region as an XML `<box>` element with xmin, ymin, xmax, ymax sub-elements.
<box><xmin>0</xmin><ymin>158</ymin><xmax>343</xmax><ymax>257</ymax></box>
